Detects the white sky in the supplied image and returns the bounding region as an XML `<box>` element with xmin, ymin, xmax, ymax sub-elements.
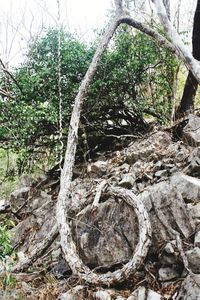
<box><xmin>0</xmin><ymin>0</ymin><xmax>112</xmax><ymax>65</ymax></box>
<box><xmin>0</xmin><ymin>0</ymin><xmax>197</xmax><ymax>66</ymax></box>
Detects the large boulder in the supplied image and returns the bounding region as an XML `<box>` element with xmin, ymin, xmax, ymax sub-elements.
<box><xmin>176</xmin><ymin>274</ymin><xmax>200</xmax><ymax>299</ymax></box>
<box><xmin>72</xmin><ymin>198</ymin><xmax>138</xmax><ymax>267</ymax></box>
<box><xmin>182</xmin><ymin>114</ymin><xmax>200</xmax><ymax>146</ymax></box>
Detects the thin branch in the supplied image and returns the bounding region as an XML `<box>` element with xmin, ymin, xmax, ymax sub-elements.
<box><xmin>0</xmin><ymin>58</ymin><xmax>23</xmax><ymax>93</ymax></box>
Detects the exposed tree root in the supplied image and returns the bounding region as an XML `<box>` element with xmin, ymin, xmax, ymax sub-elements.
<box><xmin>58</xmin><ymin>186</ymin><xmax>151</xmax><ymax>285</ymax></box>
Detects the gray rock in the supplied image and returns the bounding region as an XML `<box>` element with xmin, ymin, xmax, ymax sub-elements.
<box><xmin>51</xmin><ymin>258</ymin><xmax>70</xmax><ymax>278</ymax></box>
<box><xmin>94</xmin><ymin>290</ymin><xmax>114</xmax><ymax>300</ymax></box>
<box><xmin>194</xmin><ymin>231</ymin><xmax>200</xmax><ymax>247</ymax></box>
<box><xmin>176</xmin><ymin>274</ymin><xmax>200</xmax><ymax>300</ymax></box>
<box><xmin>186</xmin><ymin>247</ymin><xmax>200</xmax><ymax>273</ymax></box>
<box><xmin>161</xmin><ymin>254</ymin><xmax>177</xmax><ymax>266</ymax></box>
<box><xmin>170</xmin><ymin>173</ymin><xmax>200</xmax><ymax>202</ymax></box>
<box><xmin>158</xmin><ymin>267</ymin><xmax>179</xmax><ymax>281</ymax></box>
<box><xmin>87</xmin><ymin>160</ymin><xmax>108</xmax><ymax>176</ymax></box>
<box><xmin>188</xmin><ymin>202</ymin><xmax>200</xmax><ymax>220</ymax></box>
<box><xmin>73</xmin><ymin>199</ymin><xmax>138</xmax><ymax>267</ymax></box>
<box><xmin>188</xmin><ymin>148</ymin><xmax>200</xmax><ymax>174</ymax></box>
<box><xmin>0</xmin><ymin>199</ymin><xmax>10</xmax><ymax>213</ymax></box>
<box><xmin>160</xmin><ymin>241</ymin><xmax>177</xmax><ymax>266</ymax></box>
<box><xmin>155</xmin><ymin>169</ymin><xmax>168</xmax><ymax>178</ymax></box>
<box><xmin>147</xmin><ymin>290</ymin><xmax>161</xmax><ymax>300</ymax></box>
<box><xmin>170</xmin><ymin>166</ymin><xmax>179</xmax><ymax>174</ymax></box>
<box><xmin>182</xmin><ymin>114</ymin><xmax>200</xmax><ymax>146</ymax></box>
<box><xmin>154</xmin><ymin>161</ymin><xmax>163</xmax><ymax>170</ymax></box>
<box><xmin>11</xmin><ymin>186</ymin><xmax>30</xmax><ymax>200</ymax></box>
<box><xmin>175</xmin><ymin>151</ymin><xmax>186</xmax><ymax>162</ymax></box>
<box><xmin>129</xmin><ymin>287</ymin><xmax>161</xmax><ymax>300</ymax></box>
<box><xmin>138</xmin><ymin>180</ymin><xmax>194</xmax><ymax>249</ymax></box>
<box><xmin>128</xmin><ymin>286</ymin><xmax>146</xmax><ymax>300</ymax></box>
<box><xmin>59</xmin><ymin>286</ymin><xmax>85</xmax><ymax>300</ymax></box>
<box><xmin>119</xmin><ymin>173</ymin><xmax>136</xmax><ymax>188</ymax></box>
<box><xmin>19</xmin><ymin>175</ymin><xmax>35</xmax><ymax>187</ymax></box>
<box><xmin>164</xmin><ymin>242</ymin><xmax>175</xmax><ymax>254</ymax></box>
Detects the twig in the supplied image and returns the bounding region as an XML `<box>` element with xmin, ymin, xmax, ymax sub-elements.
<box><xmin>92</xmin><ymin>180</ymin><xmax>108</xmax><ymax>209</ymax></box>
<box><xmin>0</xmin><ymin>58</ymin><xmax>23</xmax><ymax>94</ymax></box>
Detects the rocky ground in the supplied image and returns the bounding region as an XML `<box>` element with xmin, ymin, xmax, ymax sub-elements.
<box><xmin>1</xmin><ymin>114</ymin><xmax>200</xmax><ymax>299</ymax></box>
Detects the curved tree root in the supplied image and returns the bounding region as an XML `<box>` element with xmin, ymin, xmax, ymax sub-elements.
<box><xmin>58</xmin><ymin>186</ymin><xmax>152</xmax><ymax>286</ymax></box>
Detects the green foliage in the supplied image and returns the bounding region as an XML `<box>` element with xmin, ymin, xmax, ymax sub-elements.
<box><xmin>0</xmin><ymin>221</ymin><xmax>14</xmax><ymax>259</ymax></box>
<box><xmin>0</xmin><ymin>149</ymin><xmax>20</xmax><ymax>198</ymax></box>
<box><xmin>86</xmin><ymin>26</ymin><xmax>178</xmax><ymax>122</ymax></box>
<box><xmin>0</xmin><ymin>26</ymin><xmax>178</xmax><ymax>169</ymax></box>
<box><xmin>0</xmin><ymin>219</ymin><xmax>16</xmax><ymax>289</ymax></box>
<box><xmin>0</xmin><ymin>28</ymin><xmax>92</xmax><ymax>150</ymax></box>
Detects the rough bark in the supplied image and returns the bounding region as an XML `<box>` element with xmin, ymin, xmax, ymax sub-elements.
<box><xmin>177</xmin><ymin>0</ymin><xmax>200</xmax><ymax>114</ymax></box>
<box><xmin>163</xmin><ymin>0</ymin><xmax>170</xmax><ymax>20</ymax></box>
<box><xmin>152</xmin><ymin>0</ymin><xmax>200</xmax><ymax>83</ymax></box>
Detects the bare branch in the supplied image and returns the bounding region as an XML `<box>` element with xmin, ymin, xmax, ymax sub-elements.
<box><xmin>120</xmin><ymin>16</ymin><xmax>178</xmax><ymax>55</ymax></box>
<box><xmin>0</xmin><ymin>58</ymin><xmax>23</xmax><ymax>93</ymax></box>
<box><xmin>152</xmin><ymin>0</ymin><xmax>200</xmax><ymax>83</ymax></box>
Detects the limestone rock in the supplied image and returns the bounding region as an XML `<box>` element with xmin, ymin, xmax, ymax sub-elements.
<box><xmin>94</xmin><ymin>290</ymin><xmax>113</xmax><ymax>300</ymax></box>
<box><xmin>164</xmin><ymin>242</ymin><xmax>175</xmax><ymax>254</ymax></box>
<box><xmin>0</xmin><ymin>199</ymin><xmax>10</xmax><ymax>213</ymax></box>
<box><xmin>138</xmin><ymin>180</ymin><xmax>194</xmax><ymax>248</ymax></box>
<box><xmin>147</xmin><ymin>290</ymin><xmax>162</xmax><ymax>300</ymax></box>
<box><xmin>186</xmin><ymin>247</ymin><xmax>200</xmax><ymax>273</ymax></box>
<box><xmin>158</xmin><ymin>267</ymin><xmax>179</xmax><ymax>281</ymax></box>
<box><xmin>119</xmin><ymin>173</ymin><xmax>136</xmax><ymax>188</ymax></box>
<box><xmin>87</xmin><ymin>160</ymin><xmax>108</xmax><ymax>176</ymax></box>
<box><xmin>129</xmin><ymin>287</ymin><xmax>161</xmax><ymax>300</ymax></box>
<box><xmin>128</xmin><ymin>286</ymin><xmax>146</xmax><ymax>300</ymax></box>
<box><xmin>182</xmin><ymin>114</ymin><xmax>200</xmax><ymax>146</ymax></box>
<box><xmin>188</xmin><ymin>147</ymin><xmax>200</xmax><ymax>175</ymax></box>
<box><xmin>154</xmin><ymin>169</ymin><xmax>168</xmax><ymax>178</ymax></box>
<box><xmin>59</xmin><ymin>286</ymin><xmax>85</xmax><ymax>300</ymax></box>
<box><xmin>194</xmin><ymin>231</ymin><xmax>200</xmax><ymax>247</ymax></box>
<box><xmin>10</xmin><ymin>186</ymin><xmax>30</xmax><ymax>211</ymax></box>
<box><xmin>170</xmin><ymin>173</ymin><xmax>200</xmax><ymax>202</ymax></box>
<box><xmin>176</xmin><ymin>274</ymin><xmax>200</xmax><ymax>299</ymax></box>
<box><xmin>72</xmin><ymin>199</ymin><xmax>138</xmax><ymax>267</ymax></box>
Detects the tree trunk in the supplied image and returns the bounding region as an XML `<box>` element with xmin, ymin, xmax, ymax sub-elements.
<box><xmin>163</xmin><ymin>0</ymin><xmax>170</xmax><ymax>20</ymax></box>
<box><xmin>152</xmin><ymin>0</ymin><xmax>200</xmax><ymax>83</ymax></box>
<box><xmin>177</xmin><ymin>0</ymin><xmax>200</xmax><ymax>115</ymax></box>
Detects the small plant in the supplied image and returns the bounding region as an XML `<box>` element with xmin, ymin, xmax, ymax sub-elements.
<box><xmin>0</xmin><ymin>220</ymin><xmax>16</xmax><ymax>289</ymax></box>
<box><xmin>0</xmin><ymin>224</ymin><xmax>13</xmax><ymax>259</ymax></box>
